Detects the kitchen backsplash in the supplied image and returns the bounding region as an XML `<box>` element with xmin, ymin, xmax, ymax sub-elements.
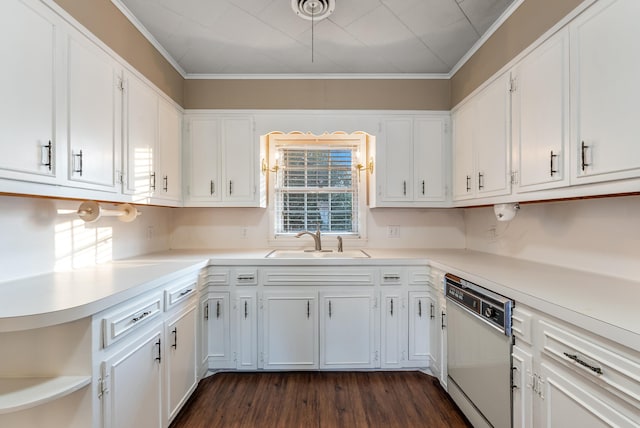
<box><xmin>464</xmin><ymin>195</ymin><xmax>640</xmax><ymax>282</ymax></box>
<box><xmin>0</xmin><ymin>195</ymin><xmax>172</xmax><ymax>282</ymax></box>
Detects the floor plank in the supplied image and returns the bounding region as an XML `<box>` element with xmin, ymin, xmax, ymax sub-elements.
<box><xmin>170</xmin><ymin>371</ymin><xmax>472</xmax><ymax>428</ymax></box>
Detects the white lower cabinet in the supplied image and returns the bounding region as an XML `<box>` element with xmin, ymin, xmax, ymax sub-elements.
<box><xmin>320</xmin><ymin>291</ymin><xmax>378</xmax><ymax>369</ymax></box>
<box><xmin>407</xmin><ymin>292</ymin><xmax>429</xmax><ymax>365</ymax></box>
<box><xmin>201</xmin><ymin>292</ymin><xmax>233</xmax><ymax>370</ymax></box>
<box><xmin>512</xmin><ymin>304</ymin><xmax>640</xmax><ymax>427</ymax></box>
<box><xmin>381</xmin><ymin>290</ymin><xmax>406</xmax><ymax>368</ymax></box>
<box><xmin>100</xmin><ymin>325</ymin><xmax>163</xmax><ymax>428</ymax></box>
<box><xmin>164</xmin><ymin>303</ymin><xmax>197</xmax><ymax>426</ymax></box>
<box><xmin>260</xmin><ymin>291</ymin><xmax>318</xmax><ymax>370</ymax></box>
<box><xmin>235</xmin><ymin>291</ymin><xmax>258</xmax><ymax>370</ymax></box>
<box><xmin>428</xmin><ymin>270</ymin><xmax>447</xmax><ymax>387</ymax></box>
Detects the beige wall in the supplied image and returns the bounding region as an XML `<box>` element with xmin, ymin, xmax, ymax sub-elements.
<box><xmin>53</xmin><ymin>0</ymin><xmax>184</xmax><ymax>105</ymax></box>
<box><xmin>184</xmin><ymin>79</ymin><xmax>450</xmax><ymax>110</ymax></box>
<box><xmin>450</xmin><ymin>0</ymin><xmax>584</xmax><ymax>106</ymax></box>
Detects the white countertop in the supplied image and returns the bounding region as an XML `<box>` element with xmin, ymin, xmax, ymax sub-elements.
<box><xmin>1</xmin><ymin>248</ymin><xmax>638</xmax><ymax>351</ymax></box>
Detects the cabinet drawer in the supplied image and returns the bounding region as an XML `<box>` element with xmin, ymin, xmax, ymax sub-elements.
<box><xmin>234</xmin><ymin>268</ymin><xmax>258</xmax><ymax>286</ymax></box>
<box><xmin>165</xmin><ymin>277</ymin><xmax>198</xmax><ymax>310</ymax></box>
<box><xmin>512</xmin><ymin>305</ymin><xmax>533</xmax><ymax>345</ymax></box>
<box><xmin>199</xmin><ymin>267</ymin><xmax>230</xmax><ymax>288</ymax></box>
<box><xmin>101</xmin><ymin>293</ymin><xmax>162</xmax><ymax>348</ymax></box>
<box><xmin>539</xmin><ymin>318</ymin><xmax>640</xmax><ymax>407</ymax></box>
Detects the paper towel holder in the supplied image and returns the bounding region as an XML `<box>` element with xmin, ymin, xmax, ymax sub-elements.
<box><xmin>494</xmin><ymin>203</ymin><xmax>520</xmax><ymax>222</ymax></box>
<box><xmin>77</xmin><ymin>201</ymin><xmax>140</xmax><ymax>223</ymax></box>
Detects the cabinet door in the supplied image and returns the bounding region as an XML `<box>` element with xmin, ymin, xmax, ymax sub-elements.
<box><xmin>123</xmin><ymin>72</ymin><xmax>157</xmax><ymax>197</ymax></box>
<box><xmin>165</xmin><ymin>305</ymin><xmax>197</xmax><ymax>425</ymax></box>
<box><xmin>235</xmin><ymin>292</ymin><xmax>257</xmax><ymax>370</ymax></box>
<box><xmin>185</xmin><ymin>117</ymin><xmax>221</xmax><ymax>202</ymax></box>
<box><xmin>428</xmin><ymin>293</ymin><xmax>442</xmax><ymax>378</ymax></box>
<box><xmin>156</xmin><ymin>98</ymin><xmax>182</xmax><ymax>202</ymax></box>
<box><xmin>203</xmin><ymin>293</ymin><xmax>232</xmax><ymax>370</ymax></box>
<box><xmin>0</xmin><ymin>0</ymin><xmax>61</xmax><ymax>184</ymax></box>
<box><xmin>222</xmin><ymin>117</ymin><xmax>255</xmax><ymax>203</ymax></box>
<box><xmin>381</xmin><ymin>290</ymin><xmax>405</xmax><ymax>369</ymax></box>
<box><xmin>513</xmin><ymin>28</ymin><xmax>570</xmax><ymax>192</ymax></box>
<box><xmin>67</xmin><ymin>31</ymin><xmax>120</xmax><ymax>191</ymax></box>
<box><xmin>261</xmin><ymin>292</ymin><xmax>318</xmax><ymax>370</ymax></box>
<box><xmin>538</xmin><ymin>361</ymin><xmax>638</xmax><ymax>427</ymax></box>
<box><xmin>452</xmin><ymin>103</ymin><xmax>475</xmax><ymax>200</ymax></box>
<box><xmin>101</xmin><ymin>327</ymin><xmax>162</xmax><ymax>428</ymax></box>
<box><xmin>414</xmin><ymin>117</ymin><xmax>447</xmax><ymax>202</ymax></box>
<box><xmin>378</xmin><ymin>118</ymin><xmax>413</xmax><ymax>202</ymax></box>
<box><xmin>570</xmin><ymin>0</ymin><xmax>640</xmax><ymax>184</ymax></box>
<box><xmin>474</xmin><ymin>72</ymin><xmax>511</xmax><ymax>197</ymax></box>
<box><xmin>408</xmin><ymin>292</ymin><xmax>429</xmax><ymax>365</ymax></box>
<box><xmin>512</xmin><ymin>345</ymin><xmax>533</xmax><ymax>428</ymax></box>
<box><xmin>320</xmin><ymin>291</ymin><xmax>377</xmax><ymax>369</ymax></box>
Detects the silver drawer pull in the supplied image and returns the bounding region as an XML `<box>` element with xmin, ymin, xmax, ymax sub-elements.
<box><xmin>179</xmin><ymin>288</ymin><xmax>193</xmax><ymax>297</ymax></box>
<box><xmin>132</xmin><ymin>311</ymin><xmax>151</xmax><ymax>323</ymax></box>
<box><xmin>563</xmin><ymin>352</ymin><xmax>603</xmax><ymax>375</ymax></box>
<box><xmin>383</xmin><ymin>275</ymin><xmax>400</xmax><ymax>281</ymax></box>
<box><xmin>237</xmin><ymin>275</ymin><xmax>255</xmax><ymax>282</ymax></box>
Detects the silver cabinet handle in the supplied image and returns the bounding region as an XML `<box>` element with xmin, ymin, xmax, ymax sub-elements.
<box><xmin>132</xmin><ymin>311</ymin><xmax>151</xmax><ymax>323</ymax></box>
<box><xmin>244</xmin><ymin>301</ymin><xmax>248</xmax><ymax>319</ymax></box>
<box><xmin>550</xmin><ymin>150</ymin><xmax>558</xmax><ymax>177</ymax></box>
<box><xmin>179</xmin><ymin>288</ymin><xmax>193</xmax><ymax>297</ymax></box>
<box><xmin>328</xmin><ymin>300</ymin><xmax>332</xmax><ymax>319</ymax></box>
<box><xmin>441</xmin><ymin>311</ymin><xmax>446</xmax><ymax>329</ymax></box>
<box><xmin>478</xmin><ymin>172</ymin><xmax>484</xmax><ymax>190</ymax></box>
<box><xmin>210</xmin><ymin>180</ymin><xmax>215</xmax><ymax>195</ymax></box>
<box><xmin>390</xmin><ymin>298</ymin><xmax>394</xmax><ymax>317</ymax></box>
<box><xmin>403</xmin><ymin>180</ymin><xmax>407</xmax><ymax>196</ymax></box>
<box><xmin>430</xmin><ymin>303</ymin><xmax>435</xmax><ymax>319</ymax></box>
<box><xmin>229</xmin><ymin>180</ymin><xmax>233</xmax><ymax>195</ymax></box>
<box><xmin>42</xmin><ymin>141</ymin><xmax>52</xmax><ymax>171</ymax></box>
<box><xmin>307</xmin><ymin>300</ymin><xmax>310</xmax><ymax>319</ymax></box>
<box><xmin>163</xmin><ymin>175</ymin><xmax>168</xmax><ymax>192</ymax></box>
<box><xmin>466</xmin><ymin>175</ymin><xmax>471</xmax><ymax>192</ymax></box>
<box><xmin>72</xmin><ymin>150</ymin><xmax>83</xmax><ymax>176</ymax></box>
<box><xmin>216</xmin><ymin>301</ymin><xmax>221</xmax><ymax>319</ymax></box>
<box><xmin>581</xmin><ymin>141</ymin><xmax>590</xmax><ymax>171</ymax></box>
<box><xmin>383</xmin><ymin>275</ymin><xmax>400</xmax><ymax>281</ymax></box>
<box><xmin>418</xmin><ymin>300</ymin><xmax>422</xmax><ymax>318</ymax></box>
<box><xmin>155</xmin><ymin>338</ymin><xmax>162</xmax><ymax>363</ymax></box>
<box><xmin>204</xmin><ymin>303</ymin><xmax>209</xmax><ymax>320</ymax></box>
<box><xmin>563</xmin><ymin>352</ymin><xmax>603</xmax><ymax>374</ymax></box>
<box><xmin>421</xmin><ymin>180</ymin><xmax>425</xmax><ymax>195</ymax></box>
<box><xmin>150</xmin><ymin>172</ymin><xmax>156</xmax><ymax>191</ymax></box>
<box><xmin>172</xmin><ymin>327</ymin><xmax>177</xmax><ymax>349</ymax></box>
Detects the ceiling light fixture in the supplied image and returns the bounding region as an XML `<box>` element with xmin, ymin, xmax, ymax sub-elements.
<box><xmin>291</xmin><ymin>0</ymin><xmax>335</xmax><ymax>63</ymax></box>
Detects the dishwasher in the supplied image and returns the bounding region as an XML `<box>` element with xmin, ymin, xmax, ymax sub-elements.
<box><xmin>445</xmin><ymin>273</ymin><xmax>513</xmax><ymax>428</ymax></box>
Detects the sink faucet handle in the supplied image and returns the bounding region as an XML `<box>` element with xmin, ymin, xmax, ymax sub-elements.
<box><xmin>337</xmin><ymin>236</ymin><xmax>343</xmax><ymax>253</ymax></box>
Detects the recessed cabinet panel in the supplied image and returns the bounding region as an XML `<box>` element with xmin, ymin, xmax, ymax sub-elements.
<box><xmin>513</xmin><ymin>28</ymin><xmax>570</xmax><ymax>192</ymax></box>
<box><xmin>186</xmin><ymin>118</ymin><xmax>221</xmax><ymax>202</ymax></box>
<box><xmin>0</xmin><ymin>0</ymin><xmax>60</xmax><ymax>183</ymax></box>
<box><xmin>381</xmin><ymin>291</ymin><xmax>405</xmax><ymax>368</ymax></box>
<box><xmin>261</xmin><ymin>292</ymin><xmax>318</xmax><ymax>370</ymax></box>
<box><xmin>380</xmin><ymin>118</ymin><xmax>413</xmax><ymax>201</ymax></box>
<box><xmin>414</xmin><ymin>117</ymin><xmax>447</xmax><ymax>202</ymax></box>
<box><xmin>222</xmin><ymin>117</ymin><xmax>255</xmax><ymax>203</ymax></box>
<box><xmin>452</xmin><ymin>103</ymin><xmax>475</xmax><ymax>200</ymax></box>
<box><xmin>408</xmin><ymin>292</ymin><xmax>429</xmax><ymax>364</ymax></box>
<box><xmin>236</xmin><ymin>292</ymin><xmax>257</xmax><ymax>370</ymax></box>
<box><xmin>156</xmin><ymin>98</ymin><xmax>182</xmax><ymax>201</ymax></box>
<box><xmin>570</xmin><ymin>0</ymin><xmax>640</xmax><ymax>184</ymax></box>
<box><xmin>67</xmin><ymin>32</ymin><xmax>119</xmax><ymax>191</ymax></box>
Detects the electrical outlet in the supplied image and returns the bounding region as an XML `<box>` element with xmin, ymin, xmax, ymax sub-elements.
<box><xmin>387</xmin><ymin>225</ymin><xmax>400</xmax><ymax>238</ymax></box>
<box><xmin>146</xmin><ymin>226</ymin><xmax>154</xmax><ymax>241</ymax></box>
<box><xmin>241</xmin><ymin>227</ymin><xmax>248</xmax><ymax>239</ymax></box>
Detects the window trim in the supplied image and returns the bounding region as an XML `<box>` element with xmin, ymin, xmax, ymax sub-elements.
<box><xmin>265</xmin><ymin>132</ymin><xmax>369</xmax><ymax>247</ymax></box>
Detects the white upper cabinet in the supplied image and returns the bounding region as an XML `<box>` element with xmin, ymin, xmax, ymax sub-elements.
<box><xmin>156</xmin><ymin>98</ymin><xmax>182</xmax><ymax>202</ymax></box>
<box><xmin>452</xmin><ymin>72</ymin><xmax>512</xmax><ymax>202</ymax></box>
<box><xmin>123</xmin><ymin>71</ymin><xmax>158</xmax><ymax>199</ymax></box>
<box><xmin>512</xmin><ymin>28</ymin><xmax>570</xmax><ymax>193</ymax></box>
<box><xmin>570</xmin><ymin>0</ymin><xmax>640</xmax><ymax>184</ymax></box>
<box><xmin>371</xmin><ymin>114</ymin><xmax>449</xmax><ymax>207</ymax></box>
<box><xmin>66</xmin><ymin>29</ymin><xmax>121</xmax><ymax>192</ymax></box>
<box><xmin>0</xmin><ymin>0</ymin><xmax>62</xmax><ymax>184</ymax></box>
<box><xmin>184</xmin><ymin>114</ymin><xmax>264</xmax><ymax>207</ymax></box>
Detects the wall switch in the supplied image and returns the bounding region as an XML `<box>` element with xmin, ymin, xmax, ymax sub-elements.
<box><xmin>146</xmin><ymin>226</ymin><xmax>154</xmax><ymax>241</ymax></box>
<box><xmin>387</xmin><ymin>225</ymin><xmax>400</xmax><ymax>238</ymax></box>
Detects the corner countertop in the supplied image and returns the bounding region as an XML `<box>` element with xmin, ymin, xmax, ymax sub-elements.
<box><xmin>1</xmin><ymin>248</ymin><xmax>638</xmax><ymax>352</ymax></box>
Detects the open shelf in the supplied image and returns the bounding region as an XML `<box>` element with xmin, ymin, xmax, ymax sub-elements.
<box><xmin>0</xmin><ymin>375</ymin><xmax>91</xmax><ymax>414</ymax></box>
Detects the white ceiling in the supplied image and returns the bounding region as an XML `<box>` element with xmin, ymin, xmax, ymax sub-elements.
<box><xmin>115</xmin><ymin>0</ymin><xmax>517</xmax><ymax>77</ymax></box>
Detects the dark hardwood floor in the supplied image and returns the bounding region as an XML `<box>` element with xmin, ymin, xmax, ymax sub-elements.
<box><xmin>170</xmin><ymin>371</ymin><xmax>471</xmax><ymax>428</ymax></box>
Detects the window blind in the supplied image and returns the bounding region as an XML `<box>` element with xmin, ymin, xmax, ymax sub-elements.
<box><xmin>274</xmin><ymin>145</ymin><xmax>359</xmax><ymax>235</ymax></box>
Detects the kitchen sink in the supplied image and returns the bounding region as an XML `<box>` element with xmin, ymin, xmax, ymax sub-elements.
<box><xmin>265</xmin><ymin>249</ymin><xmax>370</xmax><ymax>259</ymax></box>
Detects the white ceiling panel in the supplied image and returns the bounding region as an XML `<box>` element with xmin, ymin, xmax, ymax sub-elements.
<box><xmin>116</xmin><ymin>0</ymin><xmax>517</xmax><ymax>76</ymax></box>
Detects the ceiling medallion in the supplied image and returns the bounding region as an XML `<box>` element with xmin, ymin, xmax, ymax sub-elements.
<box><xmin>291</xmin><ymin>0</ymin><xmax>336</xmax><ymax>62</ymax></box>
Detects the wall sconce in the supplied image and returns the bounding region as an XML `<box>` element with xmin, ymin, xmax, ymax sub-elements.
<box><xmin>494</xmin><ymin>203</ymin><xmax>520</xmax><ymax>222</ymax></box>
<box><xmin>261</xmin><ymin>158</ymin><xmax>280</xmax><ymax>175</ymax></box>
<box><xmin>356</xmin><ymin>158</ymin><xmax>374</xmax><ymax>174</ymax></box>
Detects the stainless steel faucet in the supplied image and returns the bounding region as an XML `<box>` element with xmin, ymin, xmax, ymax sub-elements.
<box><xmin>295</xmin><ymin>226</ymin><xmax>322</xmax><ymax>251</ymax></box>
<box><xmin>337</xmin><ymin>236</ymin><xmax>343</xmax><ymax>253</ymax></box>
